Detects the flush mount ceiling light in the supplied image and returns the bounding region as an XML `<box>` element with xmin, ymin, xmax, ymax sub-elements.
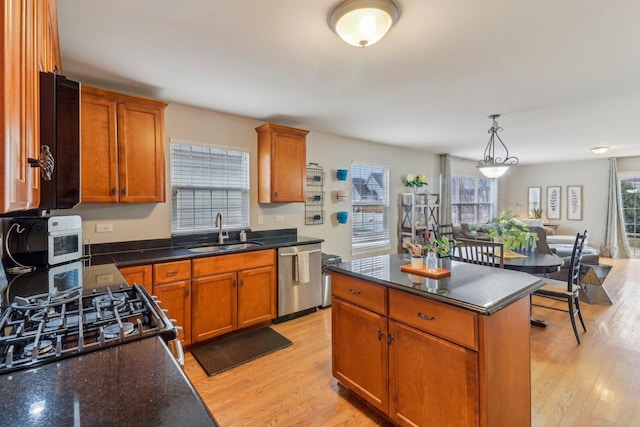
<box><xmin>328</xmin><ymin>0</ymin><xmax>400</xmax><ymax>47</ymax></box>
<box><xmin>591</xmin><ymin>146</ymin><xmax>609</xmax><ymax>154</ymax></box>
<box><xmin>476</xmin><ymin>114</ymin><xmax>520</xmax><ymax>179</ymax></box>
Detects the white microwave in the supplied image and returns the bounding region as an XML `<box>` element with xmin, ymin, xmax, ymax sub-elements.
<box><xmin>7</xmin><ymin>215</ymin><xmax>84</xmax><ymax>267</ymax></box>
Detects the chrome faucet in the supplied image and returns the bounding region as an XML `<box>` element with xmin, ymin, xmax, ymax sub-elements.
<box><xmin>215</xmin><ymin>212</ymin><xmax>228</xmax><ymax>244</ymax></box>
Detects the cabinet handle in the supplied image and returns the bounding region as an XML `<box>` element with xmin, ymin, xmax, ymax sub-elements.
<box><xmin>185</xmin><ymin>289</ymin><xmax>190</xmax><ymax>297</ymax></box>
<box><xmin>417</xmin><ymin>312</ymin><xmax>435</xmax><ymax>321</ymax></box>
<box><xmin>387</xmin><ymin>333</ymin><xmax>394</xmax><ymax>345</ymax></box>
<box><xmin>348</xmin><ymin>289</ymin><xmax>361</xmax><ymax>295</ymax></box>
<box><xmin>166</xmin><ymin>270</ymin><xmax>179</xmax><ymax>277</ymax></box>
<box><xmin>274</xmin><ymin>191</ymin><xmax>278</xmax><ymax>197</ymax></box>
<box><xmin>111</xmin><ymin>188</ymin><xmax>117</xmax><ymax>196</ymax></box>
<box><xmin>377</xmin><ymin>329</ymin><xmax>383</xmax><ymax>341</ymax></box>
<box><xmin>240</xmin><ymin>278</ymin><xmax>244</xmax><ymax>285</ymax></box>
<box><xmin>122</xmin><ymin>188</ymin><xmax>127</xmax><ymax>196</ymax></box>
<box><xmin>233</xmin><ymin>279</ymin><xmax>237</xmax><ymax>287</ymax></box>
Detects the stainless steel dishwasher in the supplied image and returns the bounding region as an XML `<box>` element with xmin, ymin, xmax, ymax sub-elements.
<box><xmin>275</xmin><ymin>243</ymin><xmax>322</xmax><ymax>322</ymax></box>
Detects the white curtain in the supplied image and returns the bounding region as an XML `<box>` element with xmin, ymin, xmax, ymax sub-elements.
<box><xmin>600</xmin><ymin>157</ymin><xmax>630</xmax><ymax>258</ymax></box>
<box><xmin>439</xmin><ymin>154</ymin><xmax>451</xmax><ymax>224</ymax></box>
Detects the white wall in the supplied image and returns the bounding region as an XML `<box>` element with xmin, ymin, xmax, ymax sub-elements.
<box><xmin>71</xmin><ymin>103</ymin><xmax>440</xmax><ymax>261</ymax></box>
<box><xmin>503</xmin><ymin>159</ymin><xmax>610</xmax><ymax>250</ymax></box>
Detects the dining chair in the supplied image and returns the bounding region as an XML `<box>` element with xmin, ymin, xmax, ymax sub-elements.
<box><xmin>532</xmin><ymin>231</ymin><xmax>588</xmax><ymax>344</ymax></box>
<box><xmin>432</xmin><ymin>223</ymin><xmax>455</xmax><ymax>240</ymax></box>
<box><xmin>456</xmin><ymin>238</ymin><xmax>505</xmax><ymax>269</ymax></box>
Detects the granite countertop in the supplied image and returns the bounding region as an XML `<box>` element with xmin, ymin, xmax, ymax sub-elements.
<box><xmin>90</xmin><ymin>233</ymin><xmax>323</xmax><ymax>267</ymax></box>
<box><xmin>0</xmin><ymin>337</ymin><xmax>218</xmax><ymax>426</ymax></box>
<box><xmin>330</xmin><ymin>254</ymin><xmax>543</xmax><ymax>315</ymax></box>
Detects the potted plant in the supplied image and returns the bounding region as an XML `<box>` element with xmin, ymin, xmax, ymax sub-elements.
<box><xmin>424</xmin><ymin>236</ymin><xmax>457</xmax><ymax>272</ymax></box>
<box><xmin>529</xmin><ymin>207</ymin><xmax>544</xmax><ymax>219</ymax></box>
<box><xmin>483</xmin><ymin>208</ymin><xmax>538</xmax><ymax>252</ymax></box>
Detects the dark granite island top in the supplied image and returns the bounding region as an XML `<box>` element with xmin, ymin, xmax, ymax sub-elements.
<box><xmin>0</xmin><ymin>337</ymin><xmax>218</xmax><ymax>427</ymax></box>
<box><xmin>330</xmin><ymin>253</ymin><xmax>543</xmax><ymax>315</ymax></box>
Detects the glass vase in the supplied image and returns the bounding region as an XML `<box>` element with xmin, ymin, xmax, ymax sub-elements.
<box><xmin>426</xmin><ymin>252</ymin><xmax>438</xmax><ymax>273</ymax></box>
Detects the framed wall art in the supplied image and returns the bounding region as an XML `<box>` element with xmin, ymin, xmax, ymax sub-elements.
<box><xmin>567</xmin><ymin>185</ymin><xmax>582</xmax><ymax>220</ymax></box>
<box><xmin>527</xmin><ymin>187</ymin><xmax>542</xmax><ymax>217</ymax></box>
<box><xmin>546</xmin><ymin>186</ymin><xmax>561</xmax><ymax>220</ymax></box>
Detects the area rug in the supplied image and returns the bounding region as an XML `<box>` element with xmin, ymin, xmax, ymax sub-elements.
<box><xmin>191</xmin><ymin>327</ymin><xmax>293</xmax><ymax>376</ymax></box>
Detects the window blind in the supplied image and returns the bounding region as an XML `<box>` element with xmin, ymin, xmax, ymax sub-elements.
<box><xmin>451</xmin><ymin>175</ymin><xmax>495</xmax><ymax>225</ymax></box>
<box><xmin>351</xmin><ymin>162</ymin><xmax>390</xmax><ymax>253</ymax></box>
<box><xmin>170</xmin><ymin>142</ymin><xmax>249</xmax><ymax>233</ymax></box>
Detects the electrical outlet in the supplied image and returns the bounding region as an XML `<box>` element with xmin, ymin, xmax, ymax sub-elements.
<box><xmin>258</xmin><ymin>215</ymin><xmax>264</xmax><ymax>225</ymax></box>
<box><xmin>95</xmin><ymin>223</ymin><xmax>113</xmax><ymax>233</ymax></box>
<box><xmin>275</xmin><ymin>216</ymin><xmax>284</xmax><ymax>222</ymax></box>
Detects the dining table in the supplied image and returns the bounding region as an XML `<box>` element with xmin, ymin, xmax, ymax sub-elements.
<box><xmin>453</xmin><ymin>248</ymin><xmax>564</xmax><ymax>327</ymax></box>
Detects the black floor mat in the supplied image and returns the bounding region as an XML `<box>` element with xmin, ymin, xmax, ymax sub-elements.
<box><xmin>191</xmin><ymin>327</ymin><xmax>293</xmax><ymax>376</ymax></box>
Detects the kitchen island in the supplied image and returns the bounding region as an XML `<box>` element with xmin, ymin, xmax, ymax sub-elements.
<box><xmin>330</xmin><ymin>254</ymin><xmax>542</xmax><ymax>427</ymax></box>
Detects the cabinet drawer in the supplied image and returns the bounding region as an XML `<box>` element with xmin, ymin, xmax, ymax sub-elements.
<box><xmin>153</xmin><ymin>260</ymin><xmax>191</xmax><ymax>284</ymax></box>
<box><xmin>332</xmin><ymin>273</ymin><xmax>387</xmax><ymax>316</ymax></box>
<box><xmin>192</xmin><ymin>249</ymin><xmax>275</xmax><ymax>277</ymax></box>
<box><xmin>388</xmin><ymin>289</ymin><xmax>478</xmax><ymax>350</ymax></box>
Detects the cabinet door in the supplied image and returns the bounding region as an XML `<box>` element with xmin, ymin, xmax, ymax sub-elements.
<box><xmin>237</xmin><ymin>265</ymin><xmax>276</xmax><ymax>329</ymax></box>
<box><xmin>119</xmin><ymin>265</ymin><xmax>153</xmax><ymax>295</ymax></box>
<box><xmin>270</xmin><ymin>129</ymin><xmax>306</xmax><ymax>202</ymax></box>
<box><xmin>1</xmin><ymin>1</ymin><xmax>32</xmax><ymax>212</ymax></box>
<box><xmin>332</xmin><ymin>298</ymin><xmax>388</xmax><ymax>414</ymax></box>
<box><xmin>388</xmin><ymin>320</ymin><xmax>479</xmax><ymax>427</ymax></box>
<box><xmin>117</xmin><ymin>101</ymin><xmax>165</xmax><ymax>203</ymax></box>
<box><xmin>192</xmin><ymin>273</ymin><xmax>237</xmax><ymax>343</ymax></box>
<box><xmin>81</xmin><ymin>89</ymin><xmax>119</xmax><ymax>202</ymax></box>
<box><xmin>153</xmin><ymin>280</ymin><xmax>192</xmax><ymax>345</ymax></box>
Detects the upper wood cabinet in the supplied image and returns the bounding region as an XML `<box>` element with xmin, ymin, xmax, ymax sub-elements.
<box><xmin>81</xmin><ymin>86</ymin><xmax>167</xmax><ymax>203</ymax></box>
<box><xmin>1</xmin><ymin>0</ymin><xmax>61</xmax><ymax>213</ymax></box>
<box><xmin>256</xmin><ymin>123</ymin><xmax>308</xmax><ymax>203</ymax></box>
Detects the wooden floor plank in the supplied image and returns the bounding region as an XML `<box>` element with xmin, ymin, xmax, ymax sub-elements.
<box><xmin>184</xmin><ymin>257</ymin><xmax>639</xmax><ymax>426</ymax></box>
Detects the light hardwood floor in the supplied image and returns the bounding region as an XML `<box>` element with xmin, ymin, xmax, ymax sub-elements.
<box><xmin>184</xmin><ymin>257</ymin><xmax>640</xmax><ymax>426</ymax></box>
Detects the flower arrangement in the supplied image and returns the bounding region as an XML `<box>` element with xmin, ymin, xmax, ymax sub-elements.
<box><xmin>405</xmin><ymin>173</ymin><xmax>428</xmax><ymax>188</ymax></box>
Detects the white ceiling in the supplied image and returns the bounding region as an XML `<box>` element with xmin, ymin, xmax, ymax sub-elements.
<box><xmin>57</xmin><ymin>0</ymin><xmax>640</xmax><ymax>165</ymax></box>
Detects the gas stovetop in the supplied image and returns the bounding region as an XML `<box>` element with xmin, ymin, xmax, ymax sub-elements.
<box><xmin>0</xmin><ymin>284</ymin><xmax>175</xmax><ymax>374</ymax></box>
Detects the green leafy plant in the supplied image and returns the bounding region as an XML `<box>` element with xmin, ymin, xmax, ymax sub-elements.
<box><xmin>483</xmin><ymin>208</ymin><xmax>539</xmax><ymax>251</ymax></box>
<box><xmin>424</xmin><ymin>236</ymin><xmax>457</xmax><ymax>257</ymax></box>
<box><xmin>529</xmin><ymin>208</ymin><xmax>544</xmax><ymax>219</ymax></box>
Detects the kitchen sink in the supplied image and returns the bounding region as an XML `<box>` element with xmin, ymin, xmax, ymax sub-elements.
<box><xmin>186</xmin><ymin>242</ymin><xmax>264</xmax><ymax>253</ymax></box>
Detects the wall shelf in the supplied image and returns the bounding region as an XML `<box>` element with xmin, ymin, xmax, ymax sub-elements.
<box><xmin>306</xmin><ymin>164</ymin><xmax>325</xmax><ymax>225</ymax></box>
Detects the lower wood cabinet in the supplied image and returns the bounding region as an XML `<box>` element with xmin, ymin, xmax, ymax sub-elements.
<box><xmin>388</xmin><ymin>320</ymin><xmax>479</xmax><ymax>426</ymax></box>
<box><xmin>119</xmin><ymin>249</ymin><xmax>277</xmax><ymax>347</ymax></box>
<box><xmin>191</xmin><ymin>250</ymin><xmax>276</xmax><ymax>343</ymax></box>
<box><xmin>331</xmin><ymin>298</ymin><xmax>388</xmax><ymax>413</ymax></box>
<box><xmin>153</xmin><ymin>279</ymin><xmax>192</xmax><ymax>345</ymax></box>
<box><xmin>119</xmin><ymin>264</ymin><xmax>153</xmax><ymax>295</ymax></box>
<box><xmin>331</xmin><ymin>272</ymin><xmax>531</xmax><ymax>427</ymax></box>
<box><xmin>153</xmin><ymin>260</ymin><xmax>192</xmax><ymax>346</ymax></box>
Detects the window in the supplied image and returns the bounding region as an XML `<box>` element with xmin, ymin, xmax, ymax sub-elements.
<box><xmin>170</xmin><ymin>141</ymin><xmax>249</xmax><ymax>233</ymax></box>
<box><xmin>451</xmin><ymin>175</ymin><xmax>495</xmax><ymax>225</ymax></box>
<box><xmin>351</xmin><ymin>163</ymin><xmax>390</xmax><ymax>253</ymax></box>
<box><xmin>620</xmin><ymin>176</ymin><xmax>640</xmax><ymax>257</ymax></box>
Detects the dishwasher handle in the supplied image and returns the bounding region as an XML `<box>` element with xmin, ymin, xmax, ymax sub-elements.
<box><xmin>279</xmin><ymin>249</ymin><xmax>321</xmax><ymax>257</ymax></box>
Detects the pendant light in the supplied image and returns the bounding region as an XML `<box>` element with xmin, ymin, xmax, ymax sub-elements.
<box><xmin>476</xmin><ymin>114</ymin><xmax>519</xmax><ymax>178</ymax></box>
<box><xmin>329</xmin><ymin>0</ymin><xmax>400</xmax><ymax>47</ymax></box>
